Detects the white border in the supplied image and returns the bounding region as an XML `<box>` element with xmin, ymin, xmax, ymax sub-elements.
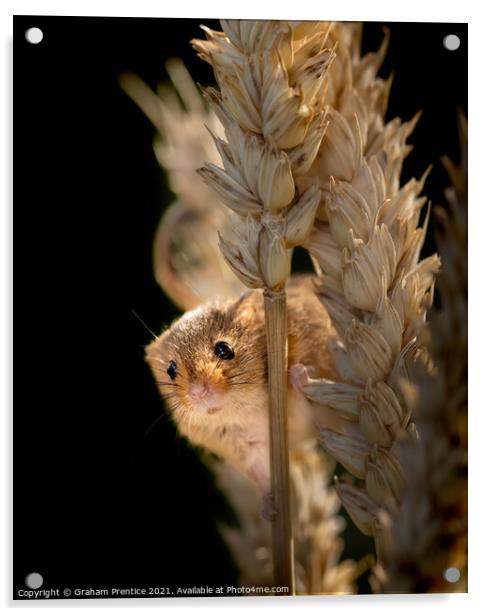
<box><xmin>2</xmin><ymin>1</ymin><xmax>486</xmax><ymax>615</ymax></box>
<box><xmin>4</xmin><ymin>0</ymin><xmax>475</xmax><ymax>21</ymax></box>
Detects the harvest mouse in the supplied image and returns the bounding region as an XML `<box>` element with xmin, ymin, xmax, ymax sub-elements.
<box><xmin>145</xmin><ymin>276</ymin><xmax>340</xmax><ymax>518</ymax></box>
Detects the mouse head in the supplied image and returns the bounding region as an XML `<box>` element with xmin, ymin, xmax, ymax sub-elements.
<box><xmin>145</xmin><ymin>291</ymin><xmax>267</xmax><ymax>422</ymax></box>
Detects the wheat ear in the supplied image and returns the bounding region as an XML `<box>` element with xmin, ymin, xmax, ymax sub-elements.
<box><xmin>295</xmin><ymin>22</ymin><xmax>441</xmax><ymax>562</ymax></box>
<box><xmin>372</xmin><ymin>114</ymin><xmax>467</xmax><ymax>592</ymax></box>
<box><xmin>193</xmin><ymin>20</ymin><xmax>335</xmax><ymax>591</ymax></box>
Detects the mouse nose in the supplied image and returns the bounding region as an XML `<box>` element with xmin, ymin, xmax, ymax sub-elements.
<box><xmin>188</xmin><ymin>382</ymin><xmax>209</xmax><ymax>401</ymax></box>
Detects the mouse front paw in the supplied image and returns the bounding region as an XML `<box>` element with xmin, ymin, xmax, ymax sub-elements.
<box><xmin>289</xmin><ymin>363</ymin><xmax>309</xmax><ymax>390</ymax></box>
<box><xmin>261</xmin><ymin>490</ymin><xmax>278</xmax><ymax>522</ymax></box>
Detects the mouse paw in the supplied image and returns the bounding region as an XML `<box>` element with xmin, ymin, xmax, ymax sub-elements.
<box><xmin>289</xmin><ymin>363</ymin><xmax>309</xmax><ymax>390</ymax></box>
<box><xmin>261</xmin><ymin>491</ymin><xmax>278</xmax><ymax>522</ymax></box>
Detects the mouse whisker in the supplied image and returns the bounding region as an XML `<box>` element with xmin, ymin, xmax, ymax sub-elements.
<box><xmin>143</xmin><ymin>411</ymin><xmax>168</xmax><ymax>439</ymax></box>
<box><xmin>160</xmin><ymin>391</ymin><xmax>179</xmax><ymax>400</ymax></box>
<box><xmin>227</xmin><ymin>372</ymin><xmax>258</xmax><ymax>381</ymax></box>
<box><xmin>155</xmin><ymin>381</ymin><xmax>182</xmax><ymax>388</ymax></box>
<box><xmin>182</xmin><ymin>406</ymin><xmax>194</xmax><ymax>431</ymax></box>
<box><xmin>131</xmin><ymin>309</ymin><xmax>158</xmax><ymax>340</ymax></box>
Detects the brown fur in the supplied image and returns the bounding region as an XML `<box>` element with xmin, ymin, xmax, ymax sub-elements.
<box><xmin>145</xmin><ymin>275</ymin><xmax>338</xmax><ymax>496</ymax></box>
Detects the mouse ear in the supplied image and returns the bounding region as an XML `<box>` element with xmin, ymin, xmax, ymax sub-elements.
<box><xmin>237</xmin><ymin>304</ymin><xmax>257</xmax><ymax>326</ymax></box>
<box><xmin>227</xmin><ymin>289</ymin><xmax>262</xmax><ymax>326</ymax></box>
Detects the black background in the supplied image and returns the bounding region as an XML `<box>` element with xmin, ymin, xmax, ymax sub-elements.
<box><xmin>14</xmin><ymin>16</ymin><xmax>467</xmax><ymax>598</ymax></box>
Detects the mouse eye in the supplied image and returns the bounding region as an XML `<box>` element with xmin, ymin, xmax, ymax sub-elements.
<box><xmin>214</xmin><ymin>341</ymin><xmax>235</xmax><ymax>360</ymax></box>
<box><xmin>167</xmin><ymin>360</ymin><xmax>178</xmax><ymax>380</ymax></box>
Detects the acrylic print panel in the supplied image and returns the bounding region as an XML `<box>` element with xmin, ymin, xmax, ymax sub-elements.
<box><xmin>14</xmin><ymin>16</ymin><xmax>467</xmax><ymax>600</ymax></box>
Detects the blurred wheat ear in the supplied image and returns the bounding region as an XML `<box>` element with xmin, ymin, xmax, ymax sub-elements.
<box><xmin>119</xmin><ymin>63</ymin><xmax>246</xmax><ymax>310</ymax></box>
<box><xmin>210</xmin><ymin>441</ymin><xmax>357</xmax><ymax>594</ymax></box>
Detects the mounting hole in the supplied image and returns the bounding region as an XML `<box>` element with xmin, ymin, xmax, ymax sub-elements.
<box><xmin>25</xmin><ymin>27</ymin><xmax>43</xmax><ymax>44</ymax></box>
<box><xmin>443</xmin><ymin>34</ymin><xmax>460</xmax><ymax>51</ymax></box>
<box><xmin>25</xmin><ymin>572</ymin><xmax>43</xmax><ymax>589</ymax></box>
<box><xmin>443</xmin><ymin>567</ymin><xmax>461</xmax><ymax>583</ymax></box>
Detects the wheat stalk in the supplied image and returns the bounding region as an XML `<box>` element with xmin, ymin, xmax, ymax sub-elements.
<box><xmin>192</xmin><ymin>20</ymin><xmax>336</xmax><ymax>590</ymax></box>
<box><xmin>292</xmin><ymin>22</ymin><xmax>441</xmax><ymax>564</ymax></box>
